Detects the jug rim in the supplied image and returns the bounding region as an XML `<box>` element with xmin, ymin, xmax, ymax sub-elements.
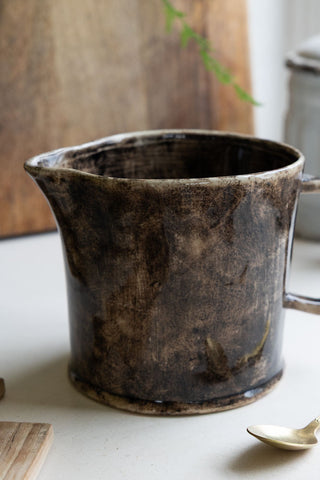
<box><xmin>24</xmin><ymin>129</ymin><xmax>304</xmax><ymax>184</ymax></box>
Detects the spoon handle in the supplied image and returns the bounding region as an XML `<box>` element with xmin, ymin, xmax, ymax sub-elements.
<box><xmin>305</xmin><ymin>416</ymin><xmax>320</xmax><ymax>434</ymax></box>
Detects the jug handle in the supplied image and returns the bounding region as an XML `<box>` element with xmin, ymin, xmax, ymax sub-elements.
<box><xmin>284</xmin><ymin>174</ymin><xmax>320</xmax><ymax>314</ymax></box>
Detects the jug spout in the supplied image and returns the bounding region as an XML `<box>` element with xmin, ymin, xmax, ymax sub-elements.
<box><xmin>24</xmin><ymin>148</ymin><xmax>74</xmax><ymax>233</ymax></box>
<box><xmin>24</xmin><ymin>147</ymin><xmax>74</xmax><ymax>220</ymax></box>
<box><xmin>24</xmin><ymin>147</ymin><xmax>68</xmax><ymax>184</ymax></box>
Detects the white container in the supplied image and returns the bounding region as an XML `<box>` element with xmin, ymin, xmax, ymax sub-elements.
<box><xmin>285</xmin><ymin>35</ymin><xmax>320</xmax><ymax>240</ymax></box>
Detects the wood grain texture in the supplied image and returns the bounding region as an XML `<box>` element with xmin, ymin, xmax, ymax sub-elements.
<box><xmin>0</xmin><ymin>422</ymin><xmax>53</xmax><ymax>480</ymax></box>
<box><xmin>0</xmin><ymin>0</ymin><xmax>253</xmax><ymax>237</ymax></box>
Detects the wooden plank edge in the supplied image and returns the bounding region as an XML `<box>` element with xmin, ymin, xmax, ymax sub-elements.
<box><xmin>0</xmin><ymin>422</ymin><xmax>54</xmax><ymax>480</ymax></box>
<box><xmin>26</xmin><ymin>423</ymin><xmax>54</xmax><ymax>480</ymax></box>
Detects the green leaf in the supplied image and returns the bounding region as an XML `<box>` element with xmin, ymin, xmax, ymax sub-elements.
<box><xmin>234</xmin><ymin>84</ymin><xmax>262</xmax><ymax>106</ymax></box>
<box><xmin>194</xmin><ymin>34</ymin><xmax>211</xmax><ymax>52</ymax></box>
<box><xmin>162</xmin><ymin>0</ymin><xmax>185</xmax><ymax>31</ymax></box>
<box><xmin>199</xmin><ymin>50</ymin><xmax>212</xmax><ymax>70</ymax></box>
<box><xmin>200</xmin><ymin>50</ymin><xmax>232</xmax><ymax>84</ymax></box>
<box><xmin>164</xmin><ymin>8</ymin><xmax>176</xmax><ymax>32</ymax></box>
<box><xmin>180</xmin><ymin>23</ymin><xmax>194</xmax><ymax>47</ymax></box>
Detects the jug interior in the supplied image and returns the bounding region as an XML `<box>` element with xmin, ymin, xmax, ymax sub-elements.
<box><xmin>56</xmin><ymin>133</ymin><xmax>300</xmax><ymax>179</ymax></box>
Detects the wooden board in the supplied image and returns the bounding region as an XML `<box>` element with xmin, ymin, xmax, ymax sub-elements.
<box><xmin>0</xmin><ymin>0</ymin><xmax>253</xmax><ymax>237</ymax></box>
<box><xmin>0</xmin><ymin>422</ymin><xmax>53</xmax><ymax>480</ymax></box>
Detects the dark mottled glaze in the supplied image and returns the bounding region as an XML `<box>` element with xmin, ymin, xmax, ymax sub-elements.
<box><xmin>0</xmin><ymin>378</ymin><xmax>5</xmax><ymax>400</ymax></box>
<box><xmin>25</xmin><ymin>130</ymin><xmax>309</xmax><ymax>415</ymax></box>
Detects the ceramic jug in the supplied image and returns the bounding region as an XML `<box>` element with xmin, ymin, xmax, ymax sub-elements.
<box><xmin>286</xmin><ymin>35</ymin><xmax>320</xmax><ymax>239</ymax></box>
<box><xmin>25</xmin><ymin>130</ymin><xmax>320</xmax><ymax>415</ymax></box>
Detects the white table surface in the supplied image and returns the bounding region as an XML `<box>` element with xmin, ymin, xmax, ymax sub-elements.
<box><xmin>1</xmin><ymin>232</ymin><xmax>320</xmax><ymax>479</ymax></box>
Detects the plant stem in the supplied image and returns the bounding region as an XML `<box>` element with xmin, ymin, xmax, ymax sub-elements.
<box><xmin>161</xmin><ymin>0</ymin><xmax>260</xmax><ymax>106</ymax></box>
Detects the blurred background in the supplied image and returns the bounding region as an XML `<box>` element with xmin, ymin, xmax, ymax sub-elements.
<box><xmin>1</xmin><ymin>0</ymin><xmax>319</xmax><ymax>238</ymax></box>
<box><xmin>248</xmin><ymin>0</ymin><xmax>320</xmax><ymax>140</ymax></box>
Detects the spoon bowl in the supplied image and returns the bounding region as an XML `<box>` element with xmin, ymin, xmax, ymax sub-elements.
<box><xmin>247</xmin><ymin>416</ymin><xmax>320</xmax><ymax>450</ymax></box>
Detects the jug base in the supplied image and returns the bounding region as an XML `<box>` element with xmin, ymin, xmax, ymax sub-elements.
<box><xmin>68</xmin><ymin>368</ymin><xmax>282</xmax><ymax>416</ymax></box>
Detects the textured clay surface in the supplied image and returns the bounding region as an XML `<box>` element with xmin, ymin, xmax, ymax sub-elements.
<box><xmin>25</xmin><ymin>131</ymin><xmax>303</xmax><ymax>414</ymax></box>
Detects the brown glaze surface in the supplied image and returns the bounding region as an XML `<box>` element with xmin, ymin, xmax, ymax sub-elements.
<box><xmin>25</xmin><ymin>130</ymin><xmax>304</xmax><ymax>414</ymax></box>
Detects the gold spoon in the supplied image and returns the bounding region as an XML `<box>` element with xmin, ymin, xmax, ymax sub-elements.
<box><xmin>247</xmin><ymin>417</ymin><xmax>320</xmax><ymax>450</ymax></box>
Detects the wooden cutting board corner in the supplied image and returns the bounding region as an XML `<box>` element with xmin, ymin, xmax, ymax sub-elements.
<box><xmin>0</xmin><ymin>0</ymin><xmax>253</xmax><ymax>237</ymax></box>
<box><xmin>0</xmin><ymin>422</ymin><xmax>54</xmax><ymax>480</ymax></box>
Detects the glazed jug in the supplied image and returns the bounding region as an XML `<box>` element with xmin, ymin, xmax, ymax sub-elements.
<box><xmin>24</xmin><ymin>130</ymin><xmax>320</xmax><ymax>415</ymax></box>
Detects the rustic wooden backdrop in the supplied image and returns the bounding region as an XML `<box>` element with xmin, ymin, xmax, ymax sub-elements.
<box><xmin>0</xmin><ymin>0</ymin><xmax>253</xmax><ymax>237</ymax></box>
